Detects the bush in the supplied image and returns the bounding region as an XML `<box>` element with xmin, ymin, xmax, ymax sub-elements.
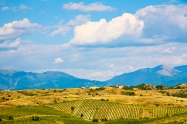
<box><xmin>8</xmin><ymin>116</ymin><xmax>14</xmax><ymax>120</ymax></box>
<box><xmin>32</xmin><ymin>116</ymin><xmax>40</xmax><ymax>121</ymax></box>
<box><xmin>81</xmin><ymin>113</ymin><xmax>83</xmax><ymax>117</ymax></box>
<box><xmin>136</xmin><ymin>83</ymin><xmax>147</xmax><ymax>90</ymax></box>
<box><xmin>123</xmin><ymin>86</ymin><xmax>134</xmax><ymax>90</ymax></box>
<box><xmin>101</xmin><ymin>118</ymin><xmax>107</xmax><ymax>122</ymax></box>
<box><xmin>0</xmin><ymin>118</ymin><xmax>2</xmax><ymax>122</ymax></box>
<box><xmin>156</xmin><ymin>84</ymin><xmax>164</xmax><ymax>90</ymax></box>
<box><xmin>2</xmin><ymin>97</ymin><xmax>5</xmax><ymax>100</ymax></box>
<box><xmin>71</xmin><ymin>106</ymin><xmax>75</xmax><ymax>111</ymax></box>
<box><xmin>125</xmin><ymin>91</ymin><xmax>135</xmax><ymax>96</ymax></box>
<box><xmin>93</xmin><ymin>118</ymin><xmax>98</xmax><ymax>122</ymax></box>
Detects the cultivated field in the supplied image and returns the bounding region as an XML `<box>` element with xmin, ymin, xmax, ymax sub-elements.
<box><xmin>0</xmin><ymin>84</ymin><xmax>187</xmax><ymax>123</ymax></box>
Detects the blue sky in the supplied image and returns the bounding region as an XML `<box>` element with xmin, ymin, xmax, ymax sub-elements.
<box><xmin>0</xmin><ymin>0</ymin><xmax>187</xmax><ymax>80</ymax></box>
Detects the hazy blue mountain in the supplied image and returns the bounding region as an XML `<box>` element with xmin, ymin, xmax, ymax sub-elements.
<box><xmin>0</xmin><ymin>70</ymin><xmax>107</xmax><ymax>90</ymax></box>
<box><xmin>107</xmin><ymin>65</ymin><xmax>187</xmax><ymax>86</ymax></box>
<box><xmin>1</xmin><ymin>64</ymin><xmax>187</xmax><ymax>90</ymax></box>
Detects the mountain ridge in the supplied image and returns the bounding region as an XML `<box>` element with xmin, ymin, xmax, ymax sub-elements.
<box><xmin>0</xmin><ymin>70</ymin><xmax>107</xmax><ymax>90</ymax></box>
<box><xmin>1</xmin><ymin>64</ymin><xmax>187</xmax><ymax>90</ymax></box>
<box><xmin>107</xmin><ymin>64</ymin><xmax>187</xmax><ymax>86</ymax></box>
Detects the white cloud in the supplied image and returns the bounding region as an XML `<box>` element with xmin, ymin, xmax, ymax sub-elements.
<box><xmin>1</xmin><ymin>6</ymin><xmax>10</xmax><ymax>11</ymax></box>
<box><xmin>19</xmin><ymin>4</ymin><xmax>30</xmax><ymax>10</ymax></box>
<box><xmin>1</xmin><ymin>42</ymin><xmax>187</xmax><ymax>80</ymax></box>
<box><xmin>68</xmin><ymin>4</ymin><xmax>187</xmax><ymax>47</ymax></box>
<box><xmin>110</xmin><ymin>64</ymin><xmax>114</xmax><ymax>68</ymax></box>
<box><xmin>50</xmin><ymin>26</ymin><xmax>70</xmax><ymax>37</ymax></box>
<box><xmin>0</xmin><ymin>38</ymin><xmax>20</xmax><ymax>49</ymax></box>
<box><xmin>182</xmin><ymin>54</ymin><xmax>187</xmax><ymax>59</ymax></box>
<box><xmin>50</xmin><ymin>15</ymin><xmax>90</xmax><ymax>37</ymax></box>
<box><xmin>67</xmin><ymin>15</ymin><xmax>90</xmax><ymax>26</ymax></box>
<box><xmin>1</xmin><ymin>4</ymin><xmax>31</xmax><ymax>11</ymax></box>
<box><xmin>53</xmin><ymin>58</ymin><xmax>63</xmax><ymax>64</ymax></box>
<box><xmin>63</xmin><ymin>2</ymin><xmax>116</xmax><ymax>12</ymax></box>
<box><xmin>70</xmin><ymin>13</ymin><xmax>144</xmax><ymax>45</ymax></box>
<box><xmin>0</xmin><ymin>18</ymin><xmax>41</xmax><ymax>41</ymax></box>
<box><xmin>161</xmin><ymin>47</ymin><xmax>176</xmax><ymax>54</ymax></box>
<box><xmin>136</xmin><ymin>4</ymin><xmax>187</xmax><ymax>41</ymax></box>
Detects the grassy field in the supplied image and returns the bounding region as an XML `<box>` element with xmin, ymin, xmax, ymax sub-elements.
<box><xmin>1</xmin><ymin>84</ymin><xmax>187</xmax><ymax>123</ymax></box>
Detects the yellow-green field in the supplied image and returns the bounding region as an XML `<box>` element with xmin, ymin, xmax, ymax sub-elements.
<box><xmin>1</xmin><ymin>84</ymin><xmax>187</xmax><ymax>123</ymax></box>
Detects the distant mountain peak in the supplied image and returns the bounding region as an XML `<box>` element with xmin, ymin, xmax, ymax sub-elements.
<box><xmin>154</xmin><ymin>64</ymin><xmax>180</xmax><ymax>76</ymax></box>
<box><xmin>154</xmin><ymin>64</ymin><xmax>170</xmax><ymax>70</ymax></box>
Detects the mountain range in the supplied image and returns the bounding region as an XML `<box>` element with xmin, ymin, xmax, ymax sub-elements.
<box><xmin>107</xmin><ymin>64</ymin><xmax>187</xmax><ymax>86</ymax></box>
<box><xmin>0</xmin><ymin>70</ymin><xmax>106</xmax><ymax>90</ymax></box>
<box><xmin>0</xmin><ymin>64</ymin><xmax>187</xmax><ymax>90</ymax></box>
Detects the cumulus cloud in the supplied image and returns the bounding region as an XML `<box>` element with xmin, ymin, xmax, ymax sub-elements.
<box><xmin>68</xmin><ymin>4</ymin><xmax>187</xmax><ymax>47</ymax></box>
<box><xmin>1</xmin><ymin>6</ymin><xmax>10</xmax><ymax>11</ymax></box>
<box><xmin>63</xmin><ymin>2</ymin><xmax>116</xmax><ymax>12</ymax></box>
<box><xmin>53</xmin><ymin>58</ymin><xmax>63</xmax><ymax>64</ymax></box>
<box><xmin>136</xmin><ymin>4</ymin><xmax>187</xmax><ymax>42</ymax></box>
<box><xmin>0</xmin><ymin>18</ymin><xmax>41</xmax><ymax>41</ymax></box>
<box><xmin>50</xmin><ymin>15</ymin><xmax>90</xmax><ymax>36</ymax></box>
<box><xmin>70</xmin><ymin>13</ymin><xmax>144</xmax><ymax>46</ymax></box>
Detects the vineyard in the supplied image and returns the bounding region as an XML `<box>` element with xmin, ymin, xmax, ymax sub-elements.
<box><xmin>48</xmin><ymin>99</ymin><xmax>187</xmax><ymax>121</ymax></box>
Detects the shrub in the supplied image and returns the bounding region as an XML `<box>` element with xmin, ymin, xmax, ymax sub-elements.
<box><xmin>81</xmin><ymin>113</ymin><xmax>83</xmax><ymax>117</ymax></box>
<box><xmin>123</xmin><ymin>86</ymin><xmax>134</xmax><ymax>90</ymax></box>
<box><xmin>125</xmin><ymin>91</ymin><xmax>135</xmax><ymax>96</ymax></box>
<box><xmin>156</xmin><ymin>84</ymin><xmax>164</xmax><ymax>90</ymax></box>
<box><xmin>32</xmin><ymin>116</ymin><xmax>40</xmax><ymax>121</ymax></box>
<box><xmin>71</xmin><ymin>106</ymin><xmax>75</xmax><ymax>111</ymax></box>
<box><xmin>93</xmin><ymin>118</ymin><xmax>98</xmax><ymax>122</ymax></box>
<box><xmin>54</xmin><ymin>99</ymin><xmax>57</xmax><ymax>103</ymax></box>
<box><xmin>136</xmin><ymin>83</ymin><xmax>146</xmax><ymax>90</ymax></box>
<box><xmin>8</xmin><ymin>116</ymin><xmax>14</xmax><ymax>120</ymax></box>
<box><xmin>2</xmin><ymin>97</ymin><xmax>5</xmax><ymax>100</ymax></box>
<box><xmin>101</xmin><ymin>118</ymin><xmax>107</xmax><ymax>122</ymax></box>
<box><xmin>0</xmin><ymin>118</ymin><xmax>2</xmax><ymax>122</ymax></box>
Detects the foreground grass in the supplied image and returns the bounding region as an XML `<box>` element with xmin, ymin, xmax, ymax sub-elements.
<box><xmin>0</xmin><ymin>105</ymin><xmax>187</xmax><ymax>124</ymax></box>
<box><xmin>0</xmin><ymin>105</ymin><xmax>93</xmax><ymax>124</ymax></box>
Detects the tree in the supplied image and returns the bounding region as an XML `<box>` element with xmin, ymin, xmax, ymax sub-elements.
<box><xmin>156</xmin><ymin>84</ymin><xmax>164</xmax><ymax>90</ymax></box>
<box><xmin>71</xmin><ymin>106</ymin><xmax>75</xmax><ymax>111</ymax></box>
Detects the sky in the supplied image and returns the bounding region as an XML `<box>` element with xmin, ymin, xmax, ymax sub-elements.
<box><xmin>0</xmin><ymin>0</ymin><xmax>187</xmax><ymax>81</ymax></box>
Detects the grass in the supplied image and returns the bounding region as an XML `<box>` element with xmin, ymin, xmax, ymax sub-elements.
<box><xmin>0</xmin><ymin>105</ymin><xmax>93</xmax><ymax>124</ymax></box>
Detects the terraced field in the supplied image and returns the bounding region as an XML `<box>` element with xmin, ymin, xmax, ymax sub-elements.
<box><xmin>49</xmin><ymin>99</ymin><xmax>187</xmax><ymax>121</ymax></box>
